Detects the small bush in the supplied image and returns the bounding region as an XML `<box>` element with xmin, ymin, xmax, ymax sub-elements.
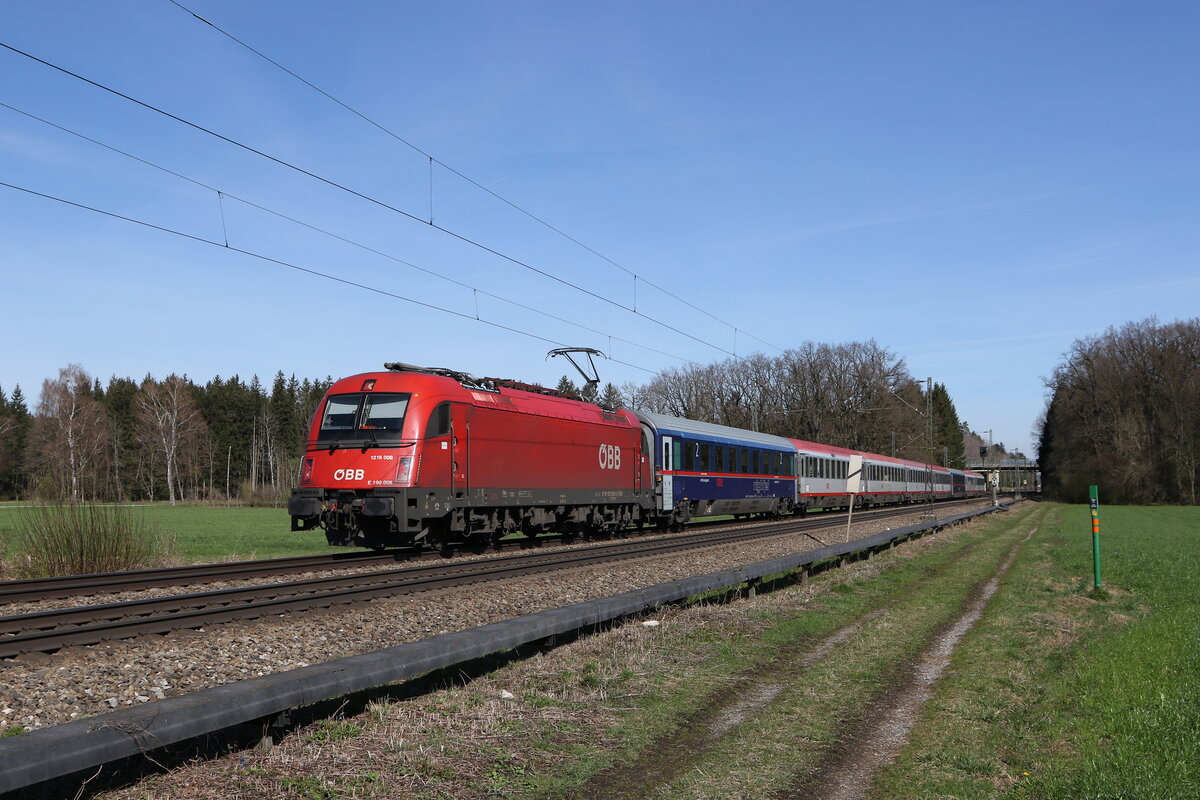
<box><xmin>13</xmin><ymin>503</ymin><xmax>176</xmax><ymax>577</ymax></box>
<box><xmin>238</xmin><ymin>479</ymin><xmax>290</xmax><ymax>508</ymax></box>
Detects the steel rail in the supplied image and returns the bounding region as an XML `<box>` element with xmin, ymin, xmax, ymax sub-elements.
<box><xmin>0</xmin><ymin>549</ymin><xmax>419</xmax><ymax>604</ymax></box>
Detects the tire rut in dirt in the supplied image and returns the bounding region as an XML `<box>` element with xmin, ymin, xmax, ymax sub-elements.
<box><xmin>570</xmin><ymin>512</ymin><xmax>1022</xmax><ymax>799</ymax></box>
<box><xmin>780</xmin><ymin>507</ymin><xmax>1045</xmax><ymax>800</ymax></box>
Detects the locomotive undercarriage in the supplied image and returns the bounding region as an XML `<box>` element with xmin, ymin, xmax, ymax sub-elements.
<box><xmin>290</xmin><ymin>487</ymin><xmax>653</xmax><ymax>550</ymax></box>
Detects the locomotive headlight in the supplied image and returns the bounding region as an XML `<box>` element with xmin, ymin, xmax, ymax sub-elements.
<box><xmin>301</xmin><ymin>458</ymin><xmax>314</xmax><ymax>484</ymax></box>
<box><xmin>395</xmin><ymin>456</ymin><xmax>413</xmax><ymax>485</ymax></box>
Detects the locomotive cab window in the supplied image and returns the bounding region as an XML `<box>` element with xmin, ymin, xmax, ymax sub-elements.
<box><xmin>317</xmin><ymin>392</ymin><xmax>410</xmax><ymax>447</ymax></box>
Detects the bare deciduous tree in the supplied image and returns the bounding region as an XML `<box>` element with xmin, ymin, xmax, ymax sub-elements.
<box><xmin>1039</xmin><ymin>317</ymin><xmax>1200</xmax><ymax>503</ymax></box>
<box><xmin>34</xmin><ymin>365</ymin><xmax>110</xmax><ymax>501</ymax></box>
<box><xmin>135</xmin><ymin>375</ymin><xmax>207</xmax><ymax>505</ymax></box>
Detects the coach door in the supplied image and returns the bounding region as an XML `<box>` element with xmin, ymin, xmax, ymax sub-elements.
<box><xmin>660</xmin><ymin>435</ymin><xmax>675</xmax><ymax>511</ymax></box>
<box><xmin>449</xmin><ymin>403</ymin><xmax>470</xmax><ymax>499</ymax></box>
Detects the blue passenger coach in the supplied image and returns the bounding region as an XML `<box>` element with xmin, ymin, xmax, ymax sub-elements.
<box><xmin>635</xmin><ymin>411</ymin><xmax>798</xmax><ymax>526</ymax></box>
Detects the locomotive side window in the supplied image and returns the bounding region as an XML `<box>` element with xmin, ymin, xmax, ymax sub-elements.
<box><xmin>425</xmin><ymin>403</ymin><xmax>451</xmax><ymax>438</ymax></box>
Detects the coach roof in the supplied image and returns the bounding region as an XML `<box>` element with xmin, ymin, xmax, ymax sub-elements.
<box><xmin>635</xmin><ymin>411</ymin><xmax>795</xmax><ymax>449</ymax></box>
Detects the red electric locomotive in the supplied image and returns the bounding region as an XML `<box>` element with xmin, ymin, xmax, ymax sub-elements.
<box><xmin>289</xmin><ymin>363</ymin><xmax>653</xmax><ymax>549</ymax></box>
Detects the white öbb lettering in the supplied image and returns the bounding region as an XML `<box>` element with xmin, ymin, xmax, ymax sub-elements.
<box><xmin>333</xmin><ymin>468</ymin><xmax>366</xmax><ymax>481</ymax></box>
<box><xmin>598</xmin><ymin>444</ymin><xmax>622</xmax><ymax>470</ymax></box>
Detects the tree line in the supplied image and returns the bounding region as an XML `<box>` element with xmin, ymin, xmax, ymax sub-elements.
<box><xmin>0</xmin><ymin>365</ymin><xmax>330</xmax><ymax>504</ymax></box>
<box><xmin>1038</xmin><ymin>317</ymin><xmax>1199</xmax><ymax>504</ymax></box>
<box><xmin>0</xmin><ymin>343</ymin><xmax>1010</xmax><ymax>504</ymax></box>
<box><xmin>612</xmin><ymin>340</ymin><xmax>996</xmax><ymax>468</ymax></box>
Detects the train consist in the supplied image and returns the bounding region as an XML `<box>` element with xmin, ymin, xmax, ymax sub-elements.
<box><xmin>288</xmin><ymin>363</ymin><xmax>987</xmax><ymax>548</ymax></box>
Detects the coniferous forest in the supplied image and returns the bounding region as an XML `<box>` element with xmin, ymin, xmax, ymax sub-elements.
<box><xmin>0</xmin><ymin>367</ymin><xmax>331</xmax><ymax>504</ymax></box>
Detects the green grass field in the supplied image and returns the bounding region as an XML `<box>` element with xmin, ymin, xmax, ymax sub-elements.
<box><xmin>875</xmin><ymin>503</ymin><xmax>1200</xmax><ymax>799</ymax></box>
<box><xmin>0</xmin><ymin>503</ymin><xmax>342</xmax><ymax>566</ymax></box>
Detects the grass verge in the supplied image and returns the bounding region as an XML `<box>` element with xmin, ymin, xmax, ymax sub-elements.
<box><xmin>873</xmin><ymin>503</ymin><xmax>1200</xmax><ymax>799</ymax></box>
<box><xmin>0</xmin><ymin>504</ymin><xmax>340</xmax><ymax>571</ymax></box>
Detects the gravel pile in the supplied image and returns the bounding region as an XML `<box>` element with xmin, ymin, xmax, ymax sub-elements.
<box><xmin>0</xmin><ymin>504</ymin><xmax>991</xmax><ymax>733</ymax></box>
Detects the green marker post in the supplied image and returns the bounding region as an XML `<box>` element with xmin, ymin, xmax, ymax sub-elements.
<box><xmin>1089</xmin><ymin>484</ymin><xmax>1101</xmax><ymax>589</ymax></box>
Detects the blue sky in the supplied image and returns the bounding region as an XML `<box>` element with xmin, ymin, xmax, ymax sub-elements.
<box><xmin>2</xmin><ymin>1</ymin><xmax>1197</xmax><ymax>456</ymax></box>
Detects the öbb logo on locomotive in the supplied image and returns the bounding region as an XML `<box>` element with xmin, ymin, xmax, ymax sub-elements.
<box><xmin>598</xmin><ymin>444</ymin><xmax>622</xmax><ymax>470</ymax></box>
<box><xmin>333</xmin><ymin>468</ymin><xmax>366</xmax><ymax>481</ymax></box>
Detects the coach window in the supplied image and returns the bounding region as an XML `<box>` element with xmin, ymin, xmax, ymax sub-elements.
<box><xmin>714</xmin><ymin>445</ymin><xmax>724</xmax><ymax>473</ymax></box>
<box><xmin>700</xmin><ymin>443</ymin><xmax>710</xmax><ymax>472</ymax></box>
<box><xmin>425</xmin><ymin>403</ymin><xmax>451</xmax><ymax>438</ymax></box>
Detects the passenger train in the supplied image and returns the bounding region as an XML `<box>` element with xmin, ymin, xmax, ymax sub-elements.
<box><xmin>288</xmin><ymin>363</ymin><xmax>987</xmax><ymax>548</ymax></box>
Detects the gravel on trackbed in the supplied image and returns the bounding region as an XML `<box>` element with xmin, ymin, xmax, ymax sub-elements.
<box><xmin>0</xmin><ymin>504</ymin><xmax>992</xmax><ymax>734</ymax></box>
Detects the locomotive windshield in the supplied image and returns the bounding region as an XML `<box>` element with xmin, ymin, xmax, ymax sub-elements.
<box><xmin>316</xmin><ymin>392</ymin><xmax>410</xmax><ymax>447</ymax></box>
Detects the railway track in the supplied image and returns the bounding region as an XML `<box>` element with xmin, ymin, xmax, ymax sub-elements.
<box><xmin>0</xmin><ymin>499</ymin><xmax>973</xmax><ymax>605</ymax></box>
<box><xmin>0</xmin><ymin>548</ymin><xmax>418</xmax><ymax>604</ymax></box>
<box><xmin>0</xmin><ymin>502</ymin><xmax>975</xmax><ymax>658</ymax></box>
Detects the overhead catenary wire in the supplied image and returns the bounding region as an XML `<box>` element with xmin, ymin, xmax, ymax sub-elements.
<box><xmin>166</xmin><ymin>0</ymin><xmax>786</xmax><ymax>355</ymax></box>
<box><xmin>0</xmin><ymin>100</ymin><xmax>689</xmax><ymax>367</ymax></box>
<box><xmin>0</xmin><ymin>39</ymin><xmax>742</xmax><ymax>360</ymax></box>
<box><xmin>0</xmin><ymin>179</ymin><xmax>663</xmax><ymax>377</ymax></box>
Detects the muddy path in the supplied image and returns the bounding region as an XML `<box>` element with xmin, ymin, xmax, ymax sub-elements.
<box><xmin>784</xmin><ymin>523</ymin><xmax>1039</xmax><ymax>800</ymax></box>
<box><xmin>575</xmin><ymin>506</ymin><xmax>1044</xmax><ymax>800</ymax></box>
